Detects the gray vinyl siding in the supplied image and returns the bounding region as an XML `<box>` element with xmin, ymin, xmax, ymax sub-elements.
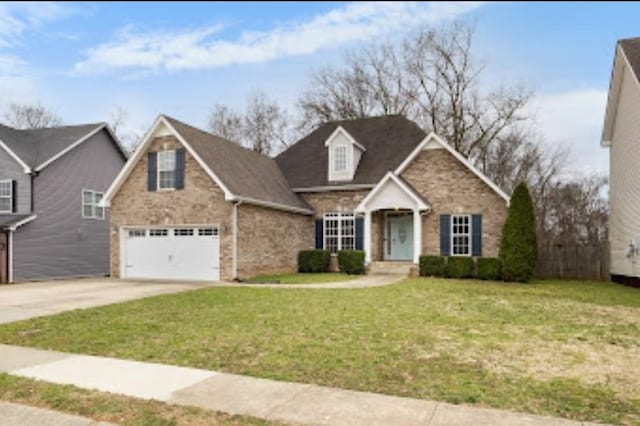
<box><xmin>13</xmin><ymin>129</ymin><xmax>125</xmax><ymax>281</ymax></box>
<box><xmin>0</xmin><ymin>148</ymin><xmax>31</xmax><ymax>214</ymax></box>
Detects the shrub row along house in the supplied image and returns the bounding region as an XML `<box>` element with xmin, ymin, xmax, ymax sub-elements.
<box><xmin>0</xmin><ymin>123</ymin><xmax>126</xmax><ymax>283</ymax></box>
<box><xmin>101</xmin><ymin>114</ymin><xmax>509</xmax><ymax>282</ymax></box>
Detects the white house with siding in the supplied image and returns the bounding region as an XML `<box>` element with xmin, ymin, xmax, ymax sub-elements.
<box><xmin>602</xmin><ymin>37</ymin><xmax>640</xmax><ymax>286</ymax></box>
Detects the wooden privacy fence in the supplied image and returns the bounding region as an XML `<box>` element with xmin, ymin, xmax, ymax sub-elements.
<box><xmin>536</xmin><ymin>242</ymin><xmax>610</xmax><ymax>281</ymax></box>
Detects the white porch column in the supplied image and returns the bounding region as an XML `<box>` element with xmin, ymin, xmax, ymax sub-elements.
<box><xmin>413</xmin><ymin>208</ymin><xmax>421</xmax><ymax>264</ymax></box>
<box><xmin>364</xmin><ymin>210</ymin><xmax>372</xmax><ymax>264</ymax></box>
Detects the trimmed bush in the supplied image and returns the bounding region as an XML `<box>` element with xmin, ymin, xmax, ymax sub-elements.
<box><xmin>337</xmin><ymin>250</ymin><xmax>366</xmax><ymax>275</ymax></box>
<box><xmin>499</xmin><ymin>182</ymin><xmax>538</xmax><ymax>282</ymax></box>
<box><xmin>445</xmin><ymin>257</ymin><xmax>475</xmax><ymax>279</ymax></box>
<box><xmin>477</xmin><ymin>257</ymin><xmax>502</xmax><ymax>281</ymax></box>
<box><xmin>298</xmin><ymin>249</ymin><xmax>331</xmax><ymax>273</ymax></box>
<box><xmin>419</xmin><ymin>256</ymin><xmax>446</xmax><ymax>277</ymax></box>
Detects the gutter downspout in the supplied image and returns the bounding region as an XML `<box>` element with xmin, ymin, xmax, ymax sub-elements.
<box><xmin>232</xmin><ymin>200</ymin><xmax>242</xmax><ymax>281</ymax></box>
<box><xmin>28</xmin><ymin>171</ymin><xmax>38</xmax><ymax>212</ymax></box>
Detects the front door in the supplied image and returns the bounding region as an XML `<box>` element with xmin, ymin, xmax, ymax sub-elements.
<box><xmin>386</xmin><ymin>214</ymin><xmax>413</xmax><ymax>260</ymax></box>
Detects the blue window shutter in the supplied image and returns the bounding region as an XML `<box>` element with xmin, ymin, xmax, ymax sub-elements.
<box><xmin>11</xmin><ymin>180</ymin><xmax>17</xmax><ymax>213</ymax></box>
<box><xmin>472</xmin><ymin>214</ymin><xmax>482</xmax><ymax>257</ymax></box>
<box><xmin>315</xmin><ymin>219</ymin><xmax>323</xmax><ymax>249</ymax></box>
<box><xmin>147</xmin><ymin>152</ymin><xmax>157</xmax><ymax>191</ymax></box>
<box><xmin>440</xmin><ymin>215</ymin><xmax>451</xmax><ymax>256</ymax></box>
<box><xmin>355</xmin><ymin>217</ymin><xmax>364</xmax><ymax>250</ymax></box>
<box><xmin>175</xmin><ymin>148</ymin><xmax>185</xmax><ymax>190</ymax></box>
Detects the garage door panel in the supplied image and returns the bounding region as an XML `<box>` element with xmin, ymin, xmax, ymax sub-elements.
<box><xmin>122</xmin><ymin>227</ymin><xmax>220</xmax><ymax>281</ymax></box>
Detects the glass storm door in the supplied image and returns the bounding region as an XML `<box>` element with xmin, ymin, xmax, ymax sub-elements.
<box><xmin>386</xmin><ymin>214</ymin><xmax>413</xmax><ymax>260</ymax></box>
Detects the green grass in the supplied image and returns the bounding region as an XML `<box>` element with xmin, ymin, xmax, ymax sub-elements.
<box><xmin>0</xmin><ymin>278</ymin><xmax>639</xmax><ymax>424</ymax></box>
<box><xmin>245</xmin><ymin>272</ymin><xmax>356</xmax><ymax>284</ymax></box>
<box><xmin>0</xmin><ymin>373</ymin><xmax>278</xmax><ymax>425</ymax></box>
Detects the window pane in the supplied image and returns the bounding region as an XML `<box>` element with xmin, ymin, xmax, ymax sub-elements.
<box><xmin>83</xmin><ymin>205</ymin><xmax>93</xmax><ymax>218</ymax></box>
<box><xmin>158</xmin><ymin>150</ymin><xmax>176</xmax><ymax>172</ymax></box>
<box><xmin>83</xmin><ymin>190</ymin><xmax>93</xmax><ymax>204</ymax></box>
<box><xmin>0</xmin><ymin>181</ymin><xmax>11</xmax><ymax>196</ymax></box>
<box><xmin>159</xmin><ymin>170</ymin><xmax>175</xmax><ymax>189</ymax></box>
<box><xmin>95</xmin><ymin>206</ymin><xmax>104</xmax><ymax>219</ymax></box>
<box><xmin>334</xmin><ymin>146</ymin><xmax>347</xmax><ymax>172</ymax></box>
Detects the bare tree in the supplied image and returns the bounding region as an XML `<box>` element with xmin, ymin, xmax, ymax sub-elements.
<box><xmin>108</xmin><ymin>106</ymin><xmax>128</xmax><ymax>136</ymax></box>
<box><xmin>298</xmin><ymin>21</ymin><xmax>531</xmax><ymax>160</ymax></box>
<box><xmin>208</xmin><ymin>105</ymin><xmax>244</xmax><ymax>143</ymax></box>
<box><xmin>243</xmin><ymin>91</ymin><xmax>290</xmax><ymax>155</ymax></box>
<box><xmin>538</xmin><ymin>175</ymin><xmax>609</xmax><ymax>246</ymax></box>
<box><xmin>3</xmin><ymin>102</ymin><xmax>62</xmax><ymax>129</ymax></box>
<box><xmin>208</xmin><ymin>90</ymin><xmax>293</xmax><ymax>156</ymax></box>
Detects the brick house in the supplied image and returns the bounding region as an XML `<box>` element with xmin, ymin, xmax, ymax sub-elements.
<box><xmin>102</xmin><ymin>114</ymin><xmax>508</xmax><ymax>281</ymax></box>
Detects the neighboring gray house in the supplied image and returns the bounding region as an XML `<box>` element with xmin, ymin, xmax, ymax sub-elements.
<box><xmin>602</xmin><ymin>37</ymin><xmax>640</xmax><ymax>286</ymax></box>
<box><xmin>0</xmin><ymin>123</ymin><xmax>126</xmax><ymax>283</ymax></box>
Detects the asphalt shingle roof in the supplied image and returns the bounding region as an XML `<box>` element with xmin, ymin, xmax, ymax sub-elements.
<box><xmin>0</xmin><ymin>123</ymin><xmax>107</xmax><ymax>169</ymax></box>
<box><xmin>0</xmin><ymin>214</ymin><xmax>33</xmax><ymax>229</ymax></box>
<box><xmin>275</xmin><ymin>115</ymin><xmax>427</xmax><ymax>189</ymax></box>
<box><xmin>619</xmin><ymin>37</ymin><xmax>640</xmax><ymax>79</ymax></box>
<box><xmin>163</xmin><ymin>116</ymin><xmax>312</xmax><ymax>212</ymax></box>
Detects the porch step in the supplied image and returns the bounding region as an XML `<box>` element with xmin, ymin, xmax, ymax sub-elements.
<box><xmin>368</xmin><ymin>261</ymin><xmax>417</xmax><ymax>277</ymax></box>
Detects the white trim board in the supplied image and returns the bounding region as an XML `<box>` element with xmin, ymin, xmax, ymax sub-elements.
<box><xmin>7</xmin><ymin>214</ymin><xmax>37</xmax><ymax>231</ymax></box>
<box><xmin>35</xmin><ymin>124</ymin><xmax>106</xmax><ymax>171</ymax></box>
<box><xmin>355</xmin><ymin>172</ymin><xmax>430</xmax><ymax>213</ymax></box>
<box><xmin>292</xmin><ymin>184</ymin><xmax>375</xmax><ymax>193</ymax></box>
<box><xmin>100</xmin><ymin>115</ymin><xmax>312</xmax><ymax>216</ymax></box>
<box><xmin>323</xmin><ymin>125</ymin><xmax>366</xmax><ymax>151</ymax></box>
<box><xmin>0</xmin><ymin>139</ymin><xmax>31</xmax><ymax>173</ymax></box>
<box><xmin>395</xmin><ymin>132</ymin><xmax>510</xmax><ymax>204</ymax></box>
<box><xmin>102</xmin><ymin>115</ymin><xmax>234</xmax><ymax>207</ymax></box>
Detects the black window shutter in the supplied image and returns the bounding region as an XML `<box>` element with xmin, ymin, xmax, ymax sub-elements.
<box><xmin>355</xmin><ymin>217</ymin><xmax>364</xmax><ymax>250</ymax></box>
<box><xmin>147</xmin><ymin>152</ymin><xmax>157</xmax><ymax>191</ymax></box>
<box><xmin>472</xmin><ymin>214</ymin><xmax>482</xmax><ymax>257</ymax></box>
<box><xmin>440</xmin><ymin>214</ymin><xmax>451</xmax><ymax>256</ymax></box>
<box><xmin>315</xmin><ymin>219</ymin><xmax>323</xmax><ymax>249</ymax></box>
<box><xmin>11</xmin><ymin>180</ymin><xmax>17</xmax><ymax>213</ymax></box>
<box><xmin>175</xmin><ymin>148</ymin><xmax>185</xmax><ymax>190</ymax></box>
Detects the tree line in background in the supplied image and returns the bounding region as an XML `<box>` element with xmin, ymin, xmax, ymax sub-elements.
<box><xmin>0</xmin><ymin>21</ymin><xmax>607</xmax><ymax>248</ymax></box>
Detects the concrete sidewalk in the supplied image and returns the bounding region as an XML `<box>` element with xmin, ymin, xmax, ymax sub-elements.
<box><xmin>0</xmin><ymin>401</ymin><xmax>114</xmax><ymax>426</ymax></box>
<box><xmin>0</xmin><ymin>344</ymin><xmax>602</xmax><ymax>426</ymax></box>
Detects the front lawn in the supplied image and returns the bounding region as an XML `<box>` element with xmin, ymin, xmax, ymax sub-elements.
<box><xmin>0</xmin><ymin>373</ymin><xmax>276</xmax><ymax>426</ymax></box>
<box><xmin>0</xmin><ymin>278</ymin><xmax>638</xmax><ymax>424</ymax></box>
<box><xmin>246</xmin><ymin>272</ymin><xmax>356</xmax><ymax>284</ymax></box>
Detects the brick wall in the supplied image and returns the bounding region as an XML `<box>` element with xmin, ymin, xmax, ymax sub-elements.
<box><xmin>401</xmin><ymin>148</ymin><xmax>507</xmax><ymax>257</ymax></box>
<box><xmin>109</xmin><ymin>136</ymin><xmax>234</xmax><ymax>280</ymax></box>
<box><xmin>236</xmin><ymin>203</ymin><xmax>312</xmax><ymax>278</ymax></box>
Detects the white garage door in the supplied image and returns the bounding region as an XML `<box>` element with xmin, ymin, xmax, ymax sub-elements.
<box><xmin>122</xmin><ymin>227</ymin><xmax>220</xmax><ymax>281</ymax></box>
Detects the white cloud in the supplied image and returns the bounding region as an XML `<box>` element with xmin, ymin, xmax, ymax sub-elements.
<box><xmin>0</xmin><ymin>2</ymin><xmax>69</xmax><ymax>47</ymax></box>
<box><xmin>529</xmin><ymin>89</ymin><xmax>609</xmax><ymax>176</ymax></box>
<box><xmin>75</xmin><ymin>1</ymin><xmax>484</xmax><ymax>74</ymax></box>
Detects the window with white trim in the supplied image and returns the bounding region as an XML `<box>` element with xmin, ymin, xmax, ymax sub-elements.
<box><xmin>323</xmin><ymin>212</ymin><xmax>355</xmax><ymax>253</ymax></box>
<box><xmin>451</xmin><ymin>215</ymin><xmax>471</xmax><ymax>256</ymax></box>
<box><xmin>0</xmin><ymin>180</ymin><xmax>12</xmax><ymax>213</ymax></box>
<box><xmin>82</xmin><ymin>189</ymin><xmax>104</xmax><ymax>220</ymax></box>
<box><xmin>333</xmin><ymin>146</ymin><xmax>347</xmax><ymax>172</ymax></box>
<box><xmin>149</xmin><ymin>229</ymin><xmax>168</xmax><ymax>237</ymax></box>
<box><xmin>174</xmin><ymin>229</ymin><xmax>194</xmax><ymax>237</ymax></box>
<box><xmin>158</xmin><ymin>150</ymin><xmax>176</xmax><ymax>189</ymax></box>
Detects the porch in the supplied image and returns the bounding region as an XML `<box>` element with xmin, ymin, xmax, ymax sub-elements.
<box><xmin>356</xmin><ymin>172</ymin><xmax>431</xmax><ymax>264</ymax></box>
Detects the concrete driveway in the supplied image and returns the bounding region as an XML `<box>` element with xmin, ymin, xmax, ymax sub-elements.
<box><xmin>0</xmin><ymin>278</ymin><xmax>210</xmax><ymax>324</ymax></box>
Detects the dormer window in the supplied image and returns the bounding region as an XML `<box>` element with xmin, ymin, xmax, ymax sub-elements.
<box><xmin>325</xmin><ymin>126</ymin><xmax>366</xmax><ymax>182</ymax></box>
<box><xmin>334</xmin><ymin>146</ymin><xmax>347</xmax><ymax>172</ymax></box>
